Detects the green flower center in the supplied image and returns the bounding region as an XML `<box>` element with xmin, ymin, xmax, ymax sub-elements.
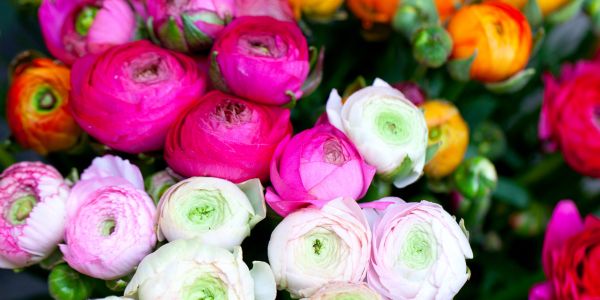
<box><xmin>375</xmin><ymin>111</ymin><xmax>411</xmax><ymax>145</ymax></box>
<box><xmin>33</xmin><ymin>87</ymin><xmax>60</xmax><ymax>113</ymax></box>
<box><xmin>7</xmin><ymin>195</ymin><xmax>37</xmax><ymax>225</ymax></box>
<box><xmin>296</xmin><ymin>228</ymin><xmax>345</xmax><ymax>271</ymax></box>
<box><xmin>100</xmin><ymin>219</ymin><xmax>116</xmax><ymax>236</ymax></box>
<box><xmin>178</xmin><ymin>189</ymin><xmax>230</xmax><ymax>231</ymax></box>
<box><xmin>75</xmin><ymin>6</ymin><xmax>99</xmax><ymax>36</ymax></box>
<box><xmin>398</xmin><ymin>224</ymin><xmax>437</xmax><ymax>270</ymax></box>
<box><xmin>181</xmin><ymin>274</ymin><xmax>228</xmax><ymax>300</ymax></box>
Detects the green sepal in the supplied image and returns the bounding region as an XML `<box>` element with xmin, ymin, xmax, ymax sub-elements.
<box><xmin>485</xmin><ymin>68</ymin><xmax>536</xmax><ymax>94</ymax></box>
<box><xmin>447</xmin><ymin>52</ymin><xmax>476</xmax><ymax>82</ymax></box>
<box><xmin>380</xmin><ymin>156</ymin><xmax>413</xmax><ymax>182</ymax></box>
<box><xmin>300</xmin><ymin>46</ymin><xmax>325</xmax><ymax>97</ymax></box>
<box><xmin>181</xmin><ymin>13</ymin><xmax>213</xmax><ymax>51</ymax></box>
<box><xmin>425</xmin><ymin>141</ymin><xmax>442</xmax><ymax>163</ymax></box>
<box><xmin>146</xmin><ymin>17</ymin><xmax>161</xmax><ymax>45</ymax></box>
<box><xmin>524</xmin><ymin>0</ymin><xmax>543</xmax><ymax>29</ymax></box>
<box><xmin>546</xmin><ymin>0</ymin><xmax>585</xmax><ymax>24</ymax></box>
<box><xmin>209</xmin><ymin>51</ymin><xmax>230</xmax><ymax>93</ymax></box>
<box><xmin>282</xmin><ymin>91</ymin><xmax>298</xmax><ymax>109</ymax></box>
<box><xmin>39</xmin><ymin>248</ymin><xmax>64</xmax><ymax>270</ymax></box>
<box><xmin>157</xmin><ymin>16</ymin><xmax>188</xmax><ymax>52</ymax></box>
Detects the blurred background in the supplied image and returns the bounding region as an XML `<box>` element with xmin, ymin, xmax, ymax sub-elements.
<box><xmin>2</xmin><ymin>0</ymin><xmax>600</xmax><ymax>299</ymax></box>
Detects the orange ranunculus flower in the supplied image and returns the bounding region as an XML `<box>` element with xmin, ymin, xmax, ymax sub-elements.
<box><xmin>436</xmin><ymin>0</ymin><xmax>464</xmax><ymax>22</ymax></box>
<box><xmin>495</xmin><ymin>0</ymin><xmax>572</xmax><ymax>16</ymax></box>
<box><xmin>290</xmin><ymin>0</ymin><xmax>344</xmax><ymax>20</ymax></box>
<box><xmin>347</xmin><ymin>0</ymin><xmax>400</xmax><ymax>28</ymax></box>
<box><xmin>447</xmin><ymin>2</ymin><xmax>532</xmax><ymax>82</ymax></box>
<box><xmin>7</xmin><ymin>57</ymin><xmax>81</xmax><ymax>155</ymax></box>
<box><xmin>422</xmin><ymin>100</ymin><xmax>469</xmax><ymax>178</ymax></box>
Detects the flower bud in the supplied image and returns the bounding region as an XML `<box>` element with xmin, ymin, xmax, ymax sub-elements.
<box><xmin>48</xmin><ymin>264</ymin><xmax>94</xmax><ymax>300</ymax></box>
<box><xmin>39</xmin><ymin>0</ymin><xmax>138</xmax><ymax>65</ymax></box>
<box><xmin>422</xmin><ymin>100</ymin><xmax>469</xmax><ymax>178</ymax></box>
<box><xmin>392</xmin><ymin>0</ymin><xmax>439</xmax><ymax>38</ymax></box>
<box><xmin>448</xmin><ymin>2</ymin><xmax>532</xmax><ymax>82</ymax></box>
<box><xmin>144</xmin><ymin>170</ymin><xmax>178</xmax><ymax>204</ymax></box>
<box><xmin>0</xmin><ymin>162</ymin><xmax>69</xmax><ymax>269</ymax></box>
<box><xmin>125</xmin><ymin>239</ymin><xmax>276</xmax><ymax>299</ymax></box>
<box><xmin>7</xmin><ymin>56</ymin><xmax>81</xmax><ymax>155</ymax></box>
<box><xmin>412</xmin><ymin>25</ymin><xmax>453</xmax><ymax>68</ymax></box>
<box><xmin>453</xmin><ymin>156</ymin><xmax>498</xmax><ymax>200</ymax></box>
<box><xmin>157</xmin><ymin>177</ymin><xmax>266</xmax><ymax>250</ymax></box>
<box><xmin>326</xmin><ymin>79</ymin><xmax>428</xmax><ymax>188</ymax></box>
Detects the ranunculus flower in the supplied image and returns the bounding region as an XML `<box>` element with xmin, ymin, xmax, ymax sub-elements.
<box><xmin>496</xmin><ymin>0</ymin><xmax>572</xmax><ymax>16</ymax></box>
<box><xmin>145</xmin><ymin>0</ymin><xmax>235</xmax><ymax>53</ymax></box>
<box><xmin>436</xmin><ymin>0</ymin><xmax>464</xmax><ymax>22</ymax></box>
<box><xmin>0</xmin><ymin>162</ymin><xmax>69</xmax><ymax>269</ymax></box>
<box><xmin>125</xmin><ymin>239</ymin><xmax>276</xmax><ymax>300</ymax></box>
<box><xmin>211</xmin><ymin>16</ymin><xmax>310</xmax><ymax>105</ymax></box>
<box><xmin>157</xmin><ymin>177</ymin><xmax>266</xmax><ymax>250</ymax></box>
<box><xmin>60</xmin><ymin>155</ymin><xmax>156</xmax><ymax>280</ymax></box>
<box><xmin>326</xmin><ymin>79</ymin><xmax>428</xmax><ymax>188</ymax></box>
<box><xmin>305</xmin><ymin>282</ymin><xmax>383</xmax><ymax>300</ymax></box>
<box><xmin>539</xmin><ymin>58</ymin><xmax>600</xmax><ymax>177</ymax></box>
<box><xmin>448</xmin><ymin>2</ymin><xmax>532</xmax><ymax>82</ymax></box>
<box><xmin>289</xmin><ymin>0</ymin><xmax>344</xmax><ymax>20</ymax></box>
<box><xmin>266</xmin><ymin>123</ymin><xmax>376</xmax><ymax>216</ymax></box>
<box><xmin>235</xmin><ymin>0</ymin><xmax>295</xmax><ymax>21</ymax></box>
<box><xmin>364</xmin><ymin>198</ymin><xmax>473</xmax><ymax>300</ymax></box>
<box><xmin>347</xmin><ymin>0</ymin><xmax>399</xmax><ymax>28</ymax></box>
<box><xmin>39</xmin><ymin>0</ymin><xmax>137</xmax><ymax>65</ymax></box>
<box><xmin>7</xmin><ymin>56</ymin><xmax>81</xmax><ymax>155</ymax></box>
<box><xmin>422</xmin><ymin>100</ymin><xmax>469</xmax><ymax>179</ymax></box>
<box><xmin>268</xmin><ymin>197</ymin><xmax>371</xmax><ymax>298</ymax></box>
<box><xmin>70</xmin><ymin>40</ymin><xmax>206</xmax><ymax>153</ymax></box>
<box><xmin>529</xmin><ymin>200</ymin><xmax>600</xmax><ymax>300</ymax></box>
<box><xmin>165</xmin><ymin>90</ymin><xmax>292</xmax><ymax>182</ymax></box>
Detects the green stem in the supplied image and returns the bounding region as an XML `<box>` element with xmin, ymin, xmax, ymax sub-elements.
<box><xmin>411</xmin><ymin>64</ymin><xmax>428</xmax><ymax>82</ymax></box>
<box><xmin>517</xmin><ymin>153</ymin><xmax>564</xmax><ymax>186</ymax></box>
<box><xmin>0</xmin><ymin>145</ymin><xmax>16</xmax><ymax>170</ymax></box>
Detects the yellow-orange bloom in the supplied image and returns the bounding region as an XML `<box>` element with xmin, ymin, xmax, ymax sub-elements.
<box><xmin>7</xmin><ymin>58</ymin><xmax>81</xmax><ymax>155</ymax></box>
<box><xmin>422</xmin><ymin>100</ymin><xmax>469</xmax><ymax>178</ymax></box>
<box><xmin>347</xmin><ymin>0</ymin><xmax>400</xmax><ymax>28</ymax></box>
<box><xmin>495</xmin><ymin>0</ymin><xmax>572</xmax><ymax>16</ymax></box>
<box><xmin>436</xmin><ymin>0</ymin><xmax>464</xmax><ymax>22</ymax></box>
<box><xmin>447</xmin><ymin>2</ymin><xmax>532</xmax><ymax>82</ymax></box>
<box><xmin>290</xmin><ymin>0</ymin><xmax>344</xmax><ymax>19</ymax></box>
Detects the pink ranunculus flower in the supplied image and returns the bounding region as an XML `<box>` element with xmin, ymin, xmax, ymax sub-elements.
<box><xmin>146</xmin><ymin>0</ymin><xmax>235</xmax><ymax>53</ymax></box>
<box><xmin>268</xmin><ymin>197</ymin><xmax>372</xmax><ymax>298</ymax></box>
<box><xmin>364</xmin><ymin>198</ymin><xmax>473</xmax><ymax>300</ymax></box>
<box><xmin>0</xmin><ymin>162</ymin><xmax>69</xmax><ymax>269</ymax></box>
<box><xmin>539</xmin><ymin>58</ymin><xmax>600</xmax><ymax>177</ymax></box>
<box><xmin>165</xmin><ymin>90</ymin><xmax>292</xmax><ymax>183</ymax></box>
<box><xmin>39</xmin><ymin>0</ymin><xmax>137</xmax><ymax>65</ymax></box>
<box><xmin>266</xmin><ymin>123</ymin><xmax>376</xmax><ymax>216</ymax></box>
<box><xmin>70</xmin><ymin>40</ymin><xmax>206</xmax><ymax>153</ymax></box>
<box><xmin>211</xmin><ymin>16</ymin><xmax>310</xmax><ymax>105</ymax></box>
<box><xmin>529</xmin><ymin>200</ymin><xmax>600</xmax><ymax>300</ymax></box>
<box><xmin>234</xmin><ymin>0</ymin><xmax>295</xmax><ymax>21</ymax></box>
<box><xmin>60</xmin><ymin>155</ymin><xmax>156</xmax><ymax>280</ymax></box>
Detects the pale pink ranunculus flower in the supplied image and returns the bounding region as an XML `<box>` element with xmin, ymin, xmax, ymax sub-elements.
<box><xmin>39</xmin><ymin>0</ymin><xmax>137</xmax><ymax>65</ymax></box>
<box><xmin>0</xmin><ymin>162</ymin><xmax>69</xmax><ymax>269</ymax></box>
<box><xmin>266</xmin><ymin>123</ymin><xmax>376</xmax><ymax>217</ymax></box>
<box><xmin>268</xmin><ymin>197</ymin><xmax>371</xmax><ymax>298</ymax></box>
<box><xmin>60</xmin><ymin>155</ymin><xmax>157</xmax><ymax>280</ymax></box>
<box><xmin>304</xmin><ymin>282</ymin><xmax>383</xmax><ymax>300</ymax></box>
<box><xmin>364</xmin><ymin>198</ymin><xmax>473</xmax><ymax>300</ymax></box>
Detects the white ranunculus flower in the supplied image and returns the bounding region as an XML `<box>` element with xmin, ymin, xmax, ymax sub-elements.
<box><xmin>268</xmin><ymin>198</ymin><xmax>371</xmax><ymax>298</ymax></box>
<box><xmin>304</xmin><ymin>282</ymin><xmax>383</xmax><ymax>300</ymax></box>
<box><xmin>364</xmin><ymin>198</ymin><xmax>473</xmax><ymax>300</ymax></box>
<box><xmin>157</xmin><ymin>177</ymin><xmax>266</xmax><ymax>250</ymax></box>
<box><xmin>326</xmin><ymin>79</ymin><xmax>428</xmax><ymax>188</ymax></box>
<box><xmin>124</xmin><ymin>239</ymin><xmax>276</xmax><ymax>300</ymax></box>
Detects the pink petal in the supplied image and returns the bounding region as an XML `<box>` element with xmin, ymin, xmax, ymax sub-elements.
<box><xmin>529</xmin><ymin>282</ymin><xmax>555</xmax><ymax>300</ymax></box>
<box><xmin>542</xmin><ymin>200</ymin><xmax>584</xmax><ymax>276</ymax></box>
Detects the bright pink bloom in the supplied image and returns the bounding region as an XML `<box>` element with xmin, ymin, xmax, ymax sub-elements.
<box><xmin>529</xmin><ymin>200</ymin><xmax>600</xmax><ymax>300</ymax></box>
<box><xmin>146</xmin><ymin>0</ymin><xmax>235</xmax><ymax>52</ymax></box>
<box><xmin>540</xmin><ymin>58</ymin><xmax>600</xmax><ymax>177</ymax></box>
<box><xmin>266</xmin><ymin>123</ymin><xmax>376</xmax><ymax>216</ymax></box>
<box><xmin>165</xmin><ymin>90</ymin><xmax>292</xmax><ymax>182</ymax></box>
<box><xmin>39</xmin><ymin>0</ymin><xmax>137</xmax><ymax>65</ymax></box>
<box><xmin>60</xmin><ymin>155</ymin><xmax>156</xmax><ymax>280</ymax></box>
<box><xmin>0</xmin><ymin>162</ymin><xmax>69</xmax><ymax>269</ymax></box>
<box><xmin>70</xmin><ymin>40</ymin><xmax>206</xmax><ymax>153</ymax></box>
<box><xmin>211</xmin><ymin>16</ymin><xmax>309</xmax><ymax>105</ymax></box>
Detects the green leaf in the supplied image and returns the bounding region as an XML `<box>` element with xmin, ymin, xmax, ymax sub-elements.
<box><xmin>181</xmin><ymin>13</ymin><xmax>212</xmax><ymax>51</ymax></box>
<box><xmin>546</xmin><ymin>0</ymin><xmax>585</xmax><ymax>24</ymax></box>
<box><xmin>447</xmin><ymin>52</ymin><xmax>476</xmax><ymax>82</ymax></box>
<box><xmin>425</xmin><ymin>141</ymin><xmax>441</xmax><ymax>163</ymax></box>
<box><xmin>485</xmin><ymin>68</ymin><xmax>536</xmax><ymax>94</ymax></box>
<box><xmin>493</xmin><ymin>177</ymin><xmax>530</xmax><ymax>208</ymax></box>
<box><xmin>524</xmin><ymin>0</ymin><xmax>542</xmax><ymax>28</ymax></box>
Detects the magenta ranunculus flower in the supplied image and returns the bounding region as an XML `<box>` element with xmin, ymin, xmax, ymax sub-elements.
<box><xmin>39</xmin><ymin>0</ymin><xmax>138</xmax><ymax>65</ymax></box>
<box><xmin>211</xmin><ymin>16</ymin><xmax>310</xmax><ymax>105</ymax></box>
<box><xmin>165</xmin><ymin>90</ymin><xmax>292</xmax><ymax>183</ymax></box>
<box><xmin>146</xmin><ymin>0</ymin><xmax>235</xmax><ymax>53</ymax></box>
<box><xmin>60</xmin><ymin>155</ymin><xmax>156</xmax><ymax>280</ymax></box>
<box><xmin>266</xmin><ymin>123</ymin><xmax>376</xmax><ymax>217</ymax></box>
<box><xmin>0</xmin><ymin>162</ymin><xmax>69</xmax><ymax>269</ymax></box>
<box><xmin>70</xmin><ymin>40</ymin><xmax>206</xmax><ymax>153</ymax></box>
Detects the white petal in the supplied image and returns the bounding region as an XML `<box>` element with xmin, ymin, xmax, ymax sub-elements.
<box><xmin>251</xmin><ymin>261</ymin><xmax>277</xmax><ymax>300</ymax></box>
<box><xmin>325</xmin><ymin>89</ymin><xmax>344</xmax><ymax>130</ymax></box>
<box><xmin>81</xmin><ymin>155</ymin><xmax>144</xmax><ymax>190</ymax></box>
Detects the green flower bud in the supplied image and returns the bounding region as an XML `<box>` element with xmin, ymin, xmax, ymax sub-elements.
<box><xmin>48</xmin><ymin>264</ymin><xmax>94</xmax><ymax>300</ymax></box>
<box><xmin>412</xmin><ymin>25</ymin><xmax>453</xmax><ymax>68</ymax></box>
<box><xmin>453</xmin><ymin>156</ymin><xmax>497</xmax><ymax>200</ymax></box>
